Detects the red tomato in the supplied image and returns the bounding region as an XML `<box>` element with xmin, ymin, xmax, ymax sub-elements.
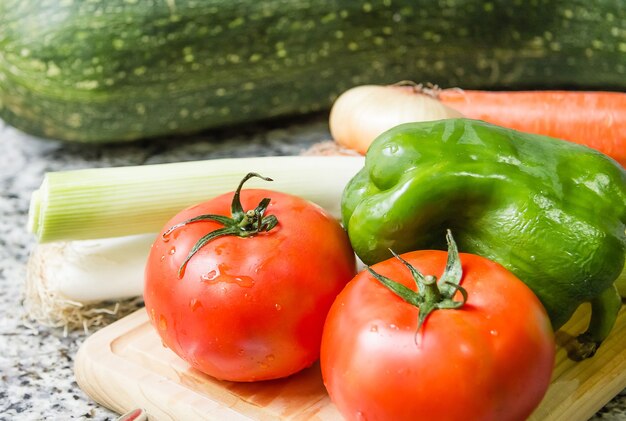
<box><xmin>321</xmin><ymin>246</ymin><xmax>555</xmax><ymax>421</ymax></box>
<box><xmin>144</xmin><ymin>175</ymin><xmax>356</xmax><ymax>382</ymax></box>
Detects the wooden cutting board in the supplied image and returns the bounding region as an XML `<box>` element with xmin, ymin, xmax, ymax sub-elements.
<box><xmin>75</xmin><ymin>304</ymin><xmax>626</xmax><ymax>421</ymax></box>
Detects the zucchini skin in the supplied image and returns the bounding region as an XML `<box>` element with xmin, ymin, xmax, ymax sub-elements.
<box><xmin>0</xmin><ymin>0</ymin><xmax>625</xmax><ymax>143</ymax></box>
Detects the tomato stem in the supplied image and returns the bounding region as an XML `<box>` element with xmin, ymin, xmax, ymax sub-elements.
<box><xmin>366</xmin><ymin>230</ymin><xmax>468</xmax><ymax>339</ymax></box>
<box><xmin>163</xmin><ymin>172</ymin><xmax>279</xmax><ymax>278</ymax></box>
<box><xmin>421</xmin><ymin>275</ymin><xmax>441</xmax><ymax>301</ymax></box>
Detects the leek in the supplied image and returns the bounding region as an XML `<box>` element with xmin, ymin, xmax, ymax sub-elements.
<box><xmin>25</xmin><ymin>234</ymin><xmax>155</xmax><ymax>333</ymax></box>
<box><xmin>25</xmin><ymin>155</ymin><xmax>364</xmax><ymax>330</ymax></box>
<box><xmin>28</xmin><ymin>156</ymin><xmax>364</xmax><ymax>243</ymax></box>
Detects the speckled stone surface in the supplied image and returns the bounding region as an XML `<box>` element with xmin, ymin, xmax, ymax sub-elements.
<box><xmin>1</xmin><ymin>116</ymin><xmax>625</xmax><ymax>420</ymax></box>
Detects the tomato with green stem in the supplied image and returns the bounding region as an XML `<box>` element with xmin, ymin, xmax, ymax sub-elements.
<box><xmin>145</xmin><ymin>173</ymin><xmax>356</xmax><ymax>382</ymax></box>
<box><xmin>320</xmin><ymin>231</ymin><xmax>555</xmax><ymax>421</ymax></box>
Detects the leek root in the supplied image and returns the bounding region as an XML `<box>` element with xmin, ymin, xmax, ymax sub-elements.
<box><xmin>24</xmin><ymin>234</ymin><xmax>155</xmax><ymax>332</ymax></box>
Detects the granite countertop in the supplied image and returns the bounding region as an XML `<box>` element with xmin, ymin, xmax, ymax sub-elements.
<box><xmin>1</xmin><ymin>116</ymin><xmax>625</xmax><ymax>420</ymax></box>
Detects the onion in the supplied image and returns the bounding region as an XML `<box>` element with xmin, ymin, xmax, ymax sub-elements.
<box><xmin>329</xmin><ymin>83</ymin><xmax>464</xmax><ymax>154</ymax></box>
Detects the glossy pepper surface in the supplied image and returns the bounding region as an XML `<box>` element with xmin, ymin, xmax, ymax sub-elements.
<box><xmin>342</xmin><ymin>119</ymin><xmax>626</xmax><ymax>358</ymax></box>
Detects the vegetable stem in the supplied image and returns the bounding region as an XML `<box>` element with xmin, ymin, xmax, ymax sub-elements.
<box><xmin>573</xmin><ymin>285</ymin><xmax>622</xmax><ymax>360</ymax></box>
<box><xmin>171</xmin><ymin>172</ymin><xmax>279</xmax><ymax>277</ymax></box>
<box><xmin>366</xmin><ymin>230</ymin><xmax>468</xmax><ymax>337</ymax></box>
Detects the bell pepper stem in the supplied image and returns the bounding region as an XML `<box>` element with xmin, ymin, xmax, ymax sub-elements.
<box><xmin>615</xmin><ymin>260</ymin><xmax>626</xmax><ymax>298</ymax></box>
<box><xmin>573</xmin><ymin>284</ymin><xmax>622</xmax><ymax>360</ymax></box>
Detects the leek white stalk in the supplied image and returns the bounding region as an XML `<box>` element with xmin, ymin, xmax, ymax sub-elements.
<box><xmin>28</xmin><ymin>155</ymin><xmax>364</xmax><ymax>243</ymax></box>
<box><xmin>329</xmin><ymin>83</ymin><xmax>463</xmax><ymax>154</ymax></box>
<box><xmin>25</xmin><ymin>234</ymin><xmax>155</xmax><ymax>332</ymax></box>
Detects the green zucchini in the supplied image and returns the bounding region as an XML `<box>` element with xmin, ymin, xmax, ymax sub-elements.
<box><xmin>0</xmin><ymin>0</ymin><xmax>624</xmax><ymax>143</ymax></box>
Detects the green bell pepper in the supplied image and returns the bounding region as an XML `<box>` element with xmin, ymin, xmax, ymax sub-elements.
<box><xmin>342</xmin><ymin>118</ymin><xmax>626</xmax><ymax>359</ymax></box>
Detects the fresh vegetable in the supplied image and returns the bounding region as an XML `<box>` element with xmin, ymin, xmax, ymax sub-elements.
<box><xmin>617</xmin><ymin>263</ymin><xmax>626</xmax><ymax>298</ymax></box>
<box><xmin>28</xmin><ymin>156</ymin><xmax>364</xmax><ymax>243</ymax></box>
<box><xmin>329</xmin><ymin>84</ymin><xmax>463</xmax><ymax>154</ymax></box>
<box><xmin>330</xmin><ymin>84</ymin><xmax>626</xmax><ymax>164</ymax></box>
<box><xmin>342</xmin><ymin>118</ymin><xmax>626</xmax><ymax>359</ymax></box>
<box><xmin>2</xmin><ymin>1</ymin><xmax>625</xmax><ymax>142</ymax></box>
<box><xmin>25</xmin><ymin>234</ymin><xmax>153</xmax><ymax>332</ymax></box>
<box><xmin>438</xmin><ymin>89</ymin><xmax>626</xmax><ymax>166</ymax></box>
<box><xmin>321</xmin><ymin>231</ymin><xmax>555</xmax><ymax>421</ymax></box>
<box><xmin>144</xmin><ymin>173</ymin><xmax>356</xmax><ymax>382</ymax></box>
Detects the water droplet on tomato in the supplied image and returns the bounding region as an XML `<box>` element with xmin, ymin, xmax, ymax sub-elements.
<box><xmin>355</xmin><ymin>411</ymin><xmax>368</xmax><ymax>421</ymax></box>
<box><xmin>234</xmin><ymin>276</ymin><xmax>255</xmax><ymax>288</ymax></box>
<box><xmin>266</xmin><ymin>354</ymin><xmax>275</xmax><ymax>361</ymax></box>
<box><xmin>158</xmin><ymin>315</ymin><xmax>167</xmax><ymax>331</ymax></box>
<box><xmin>259</xmin><ymin>362</ymin><xmax>269</xmax><ymax>369</ymax></box>
<box><xmin>238</xmin><ymin>349</ymin><xmax>245</xmax><ymax>356</ymax></box>
<box><xmin>389</xmin><ymin>323</ymin><xmax>398</xmax><ymax>330</ymax></box>
<box><xmin>370</xmin><ymin>325</ymin><xmax>378</xmax><ymax>332</ymax></box>
<box><xmin>149</xmin><ymin>308</ymin><xmax>156</xmax><ymax>322</ymax></box>
<box><xmin>254</xmin><ymin>259</ymin><xmax>270</xmax><ymax>274</ymax></box>
<box><xmin>490</xmin><ymin>329</ymin><xmax>498</xmax><ymax>336</ymax></box>
<box><xmin>201</xmin><ymin>265</ymin><xmax>255</xmax><ymax>288</ymax></box>
<box><xmin>162</xmin><ymin>228</ymin><xmax>181</xmax><ymax>243</ymax></box>
<box><xmin>201</xmin><ymin>270</ymin><xmax>219</xmax><ymax>281</ymax></box>
<box><xmin>169</xmin><ymin>247</ymin><xmax>176</xmax><ymax>255</ymax></box>
<box><xmin>160</xmin><ymin>255</ymin><xmax>165</xmax><ymax>262</ymax></box>
<box><xmin>275</xmin><ymin>303</ymin><xmax>282</xmax><ymax>311</ymax></box>
<box><xmin>190</xmin><ymin>298</ymin><xmax>202</xmax><ymax>311</ymax></box>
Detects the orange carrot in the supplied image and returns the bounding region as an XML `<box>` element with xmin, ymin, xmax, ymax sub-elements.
<box><xmin>438</xmin><ymin>90</ymin><xmax>626</xmax><ymax>166</ymax></box>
